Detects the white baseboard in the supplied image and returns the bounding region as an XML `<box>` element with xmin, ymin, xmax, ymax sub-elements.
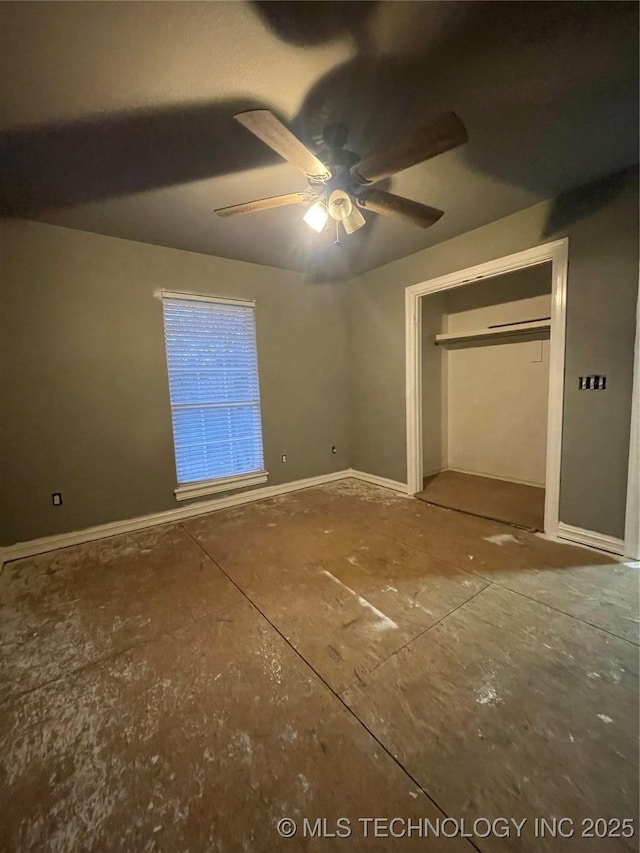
<box><xmin>446</xmin><ymin>466</ymin><xmax>545</xmax><ymax>489</ymax></box>
<box><xmin>0</xmin><ymin>468</ymin><xmax>412</xmax><ymax>567</ymax></box>
<box><xmin>1</xmin><ymin>471</ymin><xmax>628</xmax><ymax>567</ymax></box>
<box><xmin>348</xmin><ymin>469</ymin><xmax>409</xmax><ymax>495</ymax></box>
<box><xmin>0</xmin><ymin>469</ymin><xmax>352</xmax><ymax>567</ymax></box>
<box><xmin>555</xmin><ymin>522</ymin><xmax>625</xmax><ymax>556</ymax></box>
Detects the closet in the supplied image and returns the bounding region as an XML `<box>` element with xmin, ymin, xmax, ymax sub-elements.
<box><xmin>419</xmin><ymin>263</ymin><xmax>552</xmax><ymax>530</ymax></box>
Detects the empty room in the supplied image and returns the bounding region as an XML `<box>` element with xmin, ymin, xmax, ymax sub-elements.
<box><xmin>0</xmin><ymin>2</ymin><xmax>638</xmax><ymax>851</ymax></box>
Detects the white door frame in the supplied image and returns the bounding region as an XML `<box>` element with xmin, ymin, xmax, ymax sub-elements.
<box><xmin>624</xmin><ymin>278</ymin><xmax>640</xmax><ymax>560</ymax></box>
<box><xmin>405</xmin><ymin>239</ymin><xmax>568</xmax><ymax>539</ymax></box>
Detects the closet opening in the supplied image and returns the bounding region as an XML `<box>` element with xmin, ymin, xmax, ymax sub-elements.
<box><xmin>418</xmin><ymin>264</ymin><xmax>552</xmax><ymax>531</ymax></box>
<box><xmin>405</xmin><ymin>240</ymin><xmax>569</xmax><ymax>538</ymax></box>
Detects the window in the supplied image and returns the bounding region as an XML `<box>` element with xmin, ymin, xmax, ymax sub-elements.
<box><xmin>161</xmin><ymin>292</ymin><xmax>266</xmax><ymax>501</ymax></box>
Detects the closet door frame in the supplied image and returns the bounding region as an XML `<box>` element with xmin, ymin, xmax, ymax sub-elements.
<box><xmin>405</xmin><ymin>240</ymin><xmax>568</xmax><ymax>541</ymax></box>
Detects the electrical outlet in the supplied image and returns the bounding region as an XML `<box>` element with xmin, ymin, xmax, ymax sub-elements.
<box><xmin>281</xmin><ymin>454</ymin><xmax>287</xmax><ymax>463</ymax></box>
<box><xmin>52</xmin><ymin>493</ymin><xmax>63</xmax><ymax>506</ymax></box>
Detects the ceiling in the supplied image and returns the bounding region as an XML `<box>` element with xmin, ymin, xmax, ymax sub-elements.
<box><xmin>1</xmin><ymin>1</ymin><xmax>638</xmax><ymax>279</ymax></box>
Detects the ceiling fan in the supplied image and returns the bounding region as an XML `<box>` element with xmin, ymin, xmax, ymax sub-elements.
<box><xmin>214</xmin><ymin>109</ymin><xmax>468</xmax><ymax>238</ymax></box>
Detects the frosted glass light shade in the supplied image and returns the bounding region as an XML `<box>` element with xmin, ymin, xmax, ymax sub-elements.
<box><xmin>343</xmin><ymin>205</ymin><xmax>366</xmax><ymax>234</ymax></box>
<box><xmin>328</xmin><ymin>190</ymin><xmax>352</xmax><ymax>221</ymax></box>
<box><xmin>303</xmin><ymin>202</ymin><xmax>328</xmax><ymax>233</ymax></box>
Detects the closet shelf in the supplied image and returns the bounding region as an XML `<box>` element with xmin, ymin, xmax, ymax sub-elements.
<box><xmin>434</xmin><ymin>319</ymin><xmax>550</xmax><ymax>346</ymax></box>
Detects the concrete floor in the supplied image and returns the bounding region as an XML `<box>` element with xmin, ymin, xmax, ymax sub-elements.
<box><xmin>418</xmin><ymin>470</ymin><xmax>546</xmax><ymax>531</ymax></box>
<box><xmin>0</xmin><ymin>479</ymin><xmax>638</xmax><ymax>852</ymax></box>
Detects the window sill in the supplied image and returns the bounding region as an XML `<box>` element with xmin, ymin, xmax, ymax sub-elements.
<box><xmin>174</xmin><ymin>471</ymin><xmax>268</xmax><ymax>502</ymax></box>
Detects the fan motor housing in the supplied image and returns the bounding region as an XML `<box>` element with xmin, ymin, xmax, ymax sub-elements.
<box><xmin>308</xmin><ymin>148</ymin><xmax>360</xmax><ymax>195</ymax></box>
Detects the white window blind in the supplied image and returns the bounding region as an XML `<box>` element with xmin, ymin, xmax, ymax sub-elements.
<box><xmin>162</xmin><ymin>293</ymin><xmax>265</xmax><ymax>494</ymax></box>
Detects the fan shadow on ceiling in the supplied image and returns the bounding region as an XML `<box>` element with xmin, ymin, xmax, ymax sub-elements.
<box><xmin>0</xmin><ymin>0</ymin><xmax>637</xmax><ymax>280</ymax></box>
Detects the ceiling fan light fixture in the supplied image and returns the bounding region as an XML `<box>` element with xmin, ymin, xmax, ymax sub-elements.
<box><xmin>343</xmin><ymin>206</ymin><xmax>366</xmax><ymax>235</ymax></box>
<box><xmin>303</xmin><ymin>201</ymin><xmax>328</xmax><ymax>233</ymax></box>
<box><xmin>328</xmin><ymin>190</ymin><xmax>352</xmax><ymax>222</ymax></box>
<box><xmin>221</xmin><ymin>107</ymin><xmax>468</xmax><ymax>238</ymax></box>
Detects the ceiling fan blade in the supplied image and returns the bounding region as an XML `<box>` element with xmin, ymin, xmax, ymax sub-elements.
<box><xmin>234</xmin><ymin>110</ymin><xmax>331</xmax><ymax>181</ymax></box>
<box><xmin>214</xmin><ymin>191</ymin><xmax>314</xmax><ymax>218</ymax></box>
<box><xmin>352</xmin><ymin>112</ymin><xmax>468</xmax><ymax>185</ymax></box>
<box><xmin>356</xmin><ymin>189</ymin><xmax>444</xmax><ymax>228</ymax></box>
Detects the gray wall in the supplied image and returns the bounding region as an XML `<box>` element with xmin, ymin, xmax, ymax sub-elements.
<box><xmin>348</xmin><ymin>167</ymin><xmax>639</xmax><ymax>539</ymax></box>
<box><xmin>0</xmin><ymin>220</ymin><xmax>349</xmax><ymax>544</ymax></box>
<box><xmin>1</xmin><ymin>168</ymin><xmax>637</xmax><ymax>545</ymax></box>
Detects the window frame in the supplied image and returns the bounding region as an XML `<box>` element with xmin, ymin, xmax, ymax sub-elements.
<box><xmin>161</xmin><ymin>290</ymin><xmax>268</xmax><ymax>502</ymax></box>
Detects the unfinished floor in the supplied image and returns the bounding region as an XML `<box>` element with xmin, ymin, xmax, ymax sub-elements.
<box><xmin>418</xmin><ymin>470</ymin><xmax>546</xmax><ymax>531</ymax></box>
<box><xmin>0</xmin><ymin>479</ymin><xmax>638</xmax><ymax>852</ymax></box>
